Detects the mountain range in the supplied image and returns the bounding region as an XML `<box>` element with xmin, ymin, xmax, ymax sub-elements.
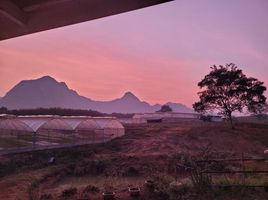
<box><xmin>0</xmin><ymin>76</ymin><xmax>194</xmax><ymax>113</ymax></box>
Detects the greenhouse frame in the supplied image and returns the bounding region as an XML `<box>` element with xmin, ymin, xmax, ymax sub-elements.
<box><xmin>0</xmin><ymin>115</ymin><xmax>125</xmax><ymax>151</ymax></box>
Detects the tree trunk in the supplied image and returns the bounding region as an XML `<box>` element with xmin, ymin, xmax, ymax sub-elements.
<box><xmin>228</xmin><ymin>112</ymin><xmax>234</xmax><ymax>129</ymax></box>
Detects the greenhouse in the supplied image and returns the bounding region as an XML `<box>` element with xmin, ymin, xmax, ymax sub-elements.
<box><xmin>0</xmin><ymin>115</ymin><xmax>125</xmax><ymax>150</ymax></box>
<box><xmin>75</xmin><ymin>119</ymin><xmax>101</xmax><ymax>141</ymax></box>
<box><xmin>0</xmin><ymin>118</ymin><xmax>33</xmax><ymax>134</ymax></box>
<box><xmin>95</xmin><ymin>118</ymin><xmax>125</xmax><ymax>139</ymax></box>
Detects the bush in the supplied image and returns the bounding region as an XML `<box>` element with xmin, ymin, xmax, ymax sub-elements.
<box><xmin>148</xmin><ymin>173</ymin><xmax>173</xmax><ymax>200</ymax></box>
<box><xmin>123</xmin><ymin>167</ymin><xmax>140</xmax><ymax>176</ymax></box>
<box><xmin>83</xmin><ymin>185</ymin><xmax>100</xmax><ymax>194</ymax></box>
<box><xmin>190</xmin><ymin>168</ymin><xmax>212</xmax><ymax>193</ymax></box>
<box><xmin>60</xmin><ymin>187</ymin><xmax>77</xmax><ymax>198</ymax></box>
<box><xmin>39</xmin><ymin>193</ymin><xmax>53</xmax><ymax>200</ymax></box>
<box><xmin>73</xmin><ymin>160</ymin><xmax>106</xmax><ymax>176</ymax></box>
<box><xmin>169</xmin><ymin>181</ymin><xmax>189</xmax><ymax>197</ymax></box>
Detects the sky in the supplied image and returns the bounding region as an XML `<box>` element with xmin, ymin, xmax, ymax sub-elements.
<box><xmin>0</xmin><ymin>0</ymin><xmax>268</xmax><ymax>107</ymax></box>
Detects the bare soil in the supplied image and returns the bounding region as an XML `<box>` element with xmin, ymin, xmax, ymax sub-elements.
<box><xmin>0</xmin><ymin>120</ymin><xmax>267</xmax><ymax>200</ymax></box>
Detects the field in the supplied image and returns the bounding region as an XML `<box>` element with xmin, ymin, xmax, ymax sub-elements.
<box><xmin>0</xmin><ymin>132</ymin><xmax>84</xmax><ymax>150</ymax></box>
<box><xmin>0</xmin><ymin>119</ymin><xmax>267</xmax><ymax>200</ymax></box>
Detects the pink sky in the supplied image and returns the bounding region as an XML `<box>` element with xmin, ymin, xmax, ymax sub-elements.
<box><xmin>0</xmin><ymin>0</ymin><xmax>268</xmax><ymax>107</ymax></box>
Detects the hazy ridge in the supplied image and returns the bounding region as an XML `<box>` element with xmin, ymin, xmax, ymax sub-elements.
<box><xmin>0</xmin><ymin>76</ymin><xmax>193</xmax><ymax>113</ymax></box>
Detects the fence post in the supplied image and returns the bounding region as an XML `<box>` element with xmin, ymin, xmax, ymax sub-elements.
<box><xmin>241</xmin><ymin>153</ymin><xmax>246</xmax><ymax>186</ymax></box>
<box><xmin>32</xmin><ymin>131</ymin><xmax>36</xmax><ymax>150</ymax></box>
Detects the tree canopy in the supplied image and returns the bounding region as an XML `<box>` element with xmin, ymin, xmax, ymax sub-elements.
<box><xmin>193</xmin><ymin>63</ymin><xmax>267</xmax><ymax>127</ymax></box>
<box><xmin>0</xmin><ymin>107</ymin><xmax>134</xmax><ymax>118</ymax></box>
<box><xmin>157</xmin><ymin>105</ymin><xmax>173</xmax><ymax>112</ymax></box>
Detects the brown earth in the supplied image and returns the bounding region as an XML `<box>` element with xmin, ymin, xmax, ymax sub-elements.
<box><xmin>0</xmin><ymin>120</ymin><xmax>267</xmax><ymax>200</ymax></box>
<box><xmin>104</xmin><ymin>120</ymin><xmax>267</xmax><ymax>156</ymax></box>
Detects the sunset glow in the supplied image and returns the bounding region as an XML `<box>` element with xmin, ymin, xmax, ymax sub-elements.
<box><xmin>0</xmin><ymin>0</ymin><xmax>267</xmax><ymax>107</ymax></box>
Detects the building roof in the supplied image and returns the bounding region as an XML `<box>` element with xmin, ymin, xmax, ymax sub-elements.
<box><xmin>0</xmin><ymin>0</ymin><xmax>173</xmax><ymax>40</ymax></box>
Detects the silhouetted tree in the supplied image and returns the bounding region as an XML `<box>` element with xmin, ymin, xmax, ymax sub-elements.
<box><xmin>193</xmin><ymin>63</ymin><xmax>266</xmax><ymax>128</ymax></box>
<box><xmin>0</xmin><ymin>107</ymin><xmax>8</xmax><ymax>114</ymax></box>
<box><xmin>3</xmin><ymin>107</ymin><xmax>134</xmax><ymax>118</ymax></box>
<box><xmin>6</xmin><ymin>107</ymin><xmax>104</xmax><ymax>117</ymax></box>
<box><xmin>158</xmin><ymin>105</ymin><xmax>173</xmax><ymax>112</ymax></box>
<box><xmin>264</xmin><ymin>104</ymin><xmax>268</xmax><ymax>113</ymax></box>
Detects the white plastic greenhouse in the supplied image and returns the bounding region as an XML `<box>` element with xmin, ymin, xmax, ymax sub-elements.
<box><xmin>94</xmin><ymin>118</ymin><xmax>125</xmax><ymax>139</ymax></box>
<box><xmin>0</xmin><ymin>118</ymin><xmax>33</xmax><ymax>133</ymax></box>
<box><xmin>0</xmin><ymin>115</ymin><xmax>125</xmax><ymax>150</ymax></box>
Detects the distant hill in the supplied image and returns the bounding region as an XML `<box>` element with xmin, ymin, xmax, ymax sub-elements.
<box><xmin>0</xmin><ymin>76</ymin><xmax>92</xmax><ymax>109</ymax></box>
<box><xmin>0</xmin><ymin>76</ymin><xmax>194</xmax><ymax>113</ymax></box>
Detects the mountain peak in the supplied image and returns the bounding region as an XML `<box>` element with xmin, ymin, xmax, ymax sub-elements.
<box><xmin>37</xmin><ymin>75</ymin><xmax>57</xmax><ymax>82</ymax></box>
<box><xmin>121</xmin><ymin>91</ymin><xmax>139</xmax><ymax>100</ymax></box>
<box><xmin>124</xmin><ymin>91</ymin><xmax>135</xmax><ymax>97</ymax></box>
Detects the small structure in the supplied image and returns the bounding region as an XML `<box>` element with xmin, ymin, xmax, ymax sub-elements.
<box><xmin>118</xmin><ymin>117</ymin><xmax>147</xmax><ymax>124</ymax></box>
<box><xmin>146</xmin><ymin>118</ymin><xmax>163</xmax><ymax>123</ymax></box>
<box><xmin>210</xmin><ymin>115</ymin><xmax>223</xmax><ymax>122</ymax></box>
<box><xmin>131</xmin><ymin>112</ymin><xmax>200</xmax><ymax>124</ymax></box>
<box><xmin>199</xmin><ymin>115</ymin><xmax>223</xmax><ymax>122</ymax></box>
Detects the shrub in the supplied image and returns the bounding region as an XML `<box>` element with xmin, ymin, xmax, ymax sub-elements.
<box><xmin>39</xmin><ymin>193</ymin><xmax>53</xmax><ymax>200</ymax></box>
<box><xmin>73</xmin><ymin>160</ymin><xmax>106</xmax><ymax>176</ymax></box>
<box><xmin>149</xmin><ymin>173</ymin><xmax>173</xmax><ymax>200</ymax></box>
<box><xmin>60</xmin><ymin>187</ymin><xmax>77</xmax><ymax>198</ymax></box>
<box><xmin>124</xmin><ymin>167</ymin><xmax>140</xmax><ymax>176</ymax></box>
<box><xmin>83</xmin><ymin>185</ymin><xmax>100</xmax><ymax>194</ymax></box>
<box><xmin>190</xmin><ymin>167</ymin><xmax>212</xmax><ymax>193</ymax></box>
<box><xmin>169</xmin><ymin>182</ymin><xmax>189</xmax><ymax>200</ymax></box>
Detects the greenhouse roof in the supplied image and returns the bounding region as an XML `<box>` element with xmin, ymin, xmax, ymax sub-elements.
<box><xmin>0</xmin><ymin>116</ymin><xmax>124</xmax><ymax>133</ymax></box>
